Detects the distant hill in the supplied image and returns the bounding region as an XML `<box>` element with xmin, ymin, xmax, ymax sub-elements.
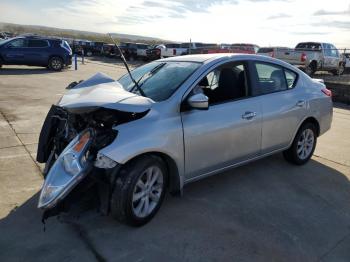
<box><xmin>0</xmin><ymin>22</ymin><xmax>170</xmax><ymax>44</ymax></box>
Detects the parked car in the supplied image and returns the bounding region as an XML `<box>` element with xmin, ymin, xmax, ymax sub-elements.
<box><xmin>84</xmin><ymin>41</ymin><xmax>105</xmax><ymax>56</ymax></box>
<box><xmin>37</xmin><ymin>54</ymin><xmax>333</xmax><ymax>226</ymax></box>
<box><xmin>158</xmin><ymin>43</ymin><xmax>182</xmax><ymax>57</ymax></box>
<box><xmin>230</xmin><ymin>43</ymin><xmax>260</xmax><ymax>54</ymax></box>
<box><xmin>0</xmin><ymin>32</ymin><xmax>15</xmax><ymax>40</ymax></box>
<box><xmin>102</xmin><ymin>43</ymin><xmax>118</xmax><ymax>57</ymax></box>
<box><xmin>0</xmin><ymin>36</ymin><xmax>72</xmax><ymax>70</ymax></box>
<box><xmin>257</xmin><ymin>47</ymin><xmax>291</xmax><ymax>58</ymax></box>
<box><xmin>274</xmin><ymin>42</ymin><xmax>346</xmax><ymax>75</ymax></box>
<box><xmin>345</xmin><ymin>53</ymin><xmax>350</xmax><ymax>72</ymax></box>
<box><xmin>146</xmin><ymin>45</ymin><xmax>163</xmax><ymax>60</ymax></box>
<box><xmin>118</xmin><ymin>42</ymin><xmax>138</xmax><ymax>61</ymax></box>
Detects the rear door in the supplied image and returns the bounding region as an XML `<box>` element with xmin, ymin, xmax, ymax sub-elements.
<box><xmin>25</xmin><ymin>39</ymin><xmax>50</xmax><ymax>65</ymax></box>
<box><xmin>250</xmin><ymin>61</ymin><xmax>306</xmax><ymax>153</ymax></box>
<box><xmin>181</xmin><ymin>61</ymin><xmax>262</xmax><ymax>180</ymax></box>
<box><xmin>2</xmin><ymin>38</ymin><xmax>28</xmax><ymax>64</ymax></box>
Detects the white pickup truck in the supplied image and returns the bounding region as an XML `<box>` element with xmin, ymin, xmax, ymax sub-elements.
<box><xmin>159</xmin><ymin>42</ymin><xmax>205</xmax><ymax>58</ymax></box>
<box><xmin>274</xmin><ymin>42</ymin><xmax>346</xmax><ymax>75</ymax></box>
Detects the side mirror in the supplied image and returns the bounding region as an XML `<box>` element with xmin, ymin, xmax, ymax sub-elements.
<box><xmin>187</xmin><ymin>93</ymin><xmax>209</xmax><ymax>110</ymax></box>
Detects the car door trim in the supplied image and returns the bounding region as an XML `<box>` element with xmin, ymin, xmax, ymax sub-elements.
<box><xmin>184</xmin><ymin>145</ymin><xmax>289</xmax><ymax>184</ymax></box>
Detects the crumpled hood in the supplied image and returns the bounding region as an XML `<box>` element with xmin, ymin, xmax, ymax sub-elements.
<box><xmin>58</xmin><ymin>72</ymin><xmax>154</xmax><ymax>113</ymax></box>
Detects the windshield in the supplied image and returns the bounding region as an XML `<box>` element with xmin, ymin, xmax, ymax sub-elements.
<box><xmin>0</xmin><ymin>38</ymin><xmax>13</xmax><ymax>46</ymax></box>
<box><xmin>118</xmin><ymin>61</ymin><xmax>201</xmax><ymax>102</ymax></box>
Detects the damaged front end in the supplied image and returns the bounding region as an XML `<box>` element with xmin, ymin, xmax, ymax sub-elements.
<box><xmin>36</xmin><ymin>73</ymin><xmax>152</xmax><ymax>219</ymax></box>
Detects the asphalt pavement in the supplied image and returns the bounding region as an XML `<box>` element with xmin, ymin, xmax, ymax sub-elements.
<box><xmin>0</xmin><ymin>60</ymin><xmax>349</xmax><ymax>262</ymax></box>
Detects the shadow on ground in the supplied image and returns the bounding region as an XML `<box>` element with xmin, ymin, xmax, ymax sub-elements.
<box><xmin>0</xmin><ymin>67</ymin><xmax>62</xmax><ymax>75</ymax></box>
<box><xmin>85</xmin><ymin>56</ymin><xmax>145</xmax><ymax>68</ymax></box>
<box><xmin>1</xmin><ymin>155</ymin><xmax>350</xmax><ymax>262</ymax></box>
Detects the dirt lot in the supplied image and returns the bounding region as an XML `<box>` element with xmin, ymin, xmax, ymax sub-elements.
<box><xmin>0</xmin><ymin>60</ymin><xmax>350</xmax><ymax>262</ymax></box>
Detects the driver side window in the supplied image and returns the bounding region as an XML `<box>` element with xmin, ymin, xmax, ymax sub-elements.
<box><xmin>192</xmin><ymin>62</ymin><xmax>249</xmax><ymax>105</ymax></box>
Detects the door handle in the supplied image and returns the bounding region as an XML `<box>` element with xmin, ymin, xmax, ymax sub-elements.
<box><xmin>242</xmin><ymin>111</ymin><xmax>257</xmax><ymax>120</ymax></box>
<box><xmin>296</xmin><ymin>100</ymin><xmax>305</xmax><ymax>107</ymax></box>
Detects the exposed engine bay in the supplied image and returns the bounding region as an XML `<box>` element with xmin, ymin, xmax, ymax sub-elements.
<box><xmin>37</xmin><ymin>105</ymin><xmax>147</xmax><ymax>169</ymax></box>
<box><xmin>36</xmin><ymin>74</ymin><xmax>151</xmax><ymax>222</ymax></box>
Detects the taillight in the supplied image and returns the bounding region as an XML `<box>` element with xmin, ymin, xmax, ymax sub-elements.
<box><xmin>321</xmin><ymin>88</ymin><xmax>332</xmax><ymax>97</ymax></box>
<box><xmin>301</xmin><ymin>53</ymin><xmax>307</xmax><ymax>62</ymax></box>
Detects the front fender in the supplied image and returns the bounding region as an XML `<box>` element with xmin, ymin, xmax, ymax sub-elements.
<box><xmin>98</xmin><ymin>108</ymin><xmax>185</xmax><ymax>181</ymax></box>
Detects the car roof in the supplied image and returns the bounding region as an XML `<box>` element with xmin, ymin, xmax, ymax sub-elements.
<box><xmin>159</xmin><ymin>53</ymin><xmax>236</xmax><ymax>63</ymax></box>
<box><xmin>158</xmin><ymin>53</ymin><xmax>268</xmax><ymax>63</ymax></box>
<box><xmin>17</xmin><ymin>36</ymin><xmax>61</xmax><ymax>41</ymax></box>
<box><xmin>158</xmin><ymin>53</ymin><xmax>303</xmax><ymax>73</ymax></box>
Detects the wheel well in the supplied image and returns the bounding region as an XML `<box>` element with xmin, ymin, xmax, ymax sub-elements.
<box><xmin>309</xmin><ymin>60</ymin><xmax>317</xmax><ymax>70</ymax></box>
<box><xmin>302</xmin><ymin>117</ymin><xmax>320</xmax><ymax>136</ymax></box>
<box><xmin>48</xmin><ymin>55</ymin><xmax>63</xmax><ymax>62</ymax></box>
<box><xmin>123</xmin><ymin>152</ymin><xmax>181</xmax><ymax>194</ymax></box>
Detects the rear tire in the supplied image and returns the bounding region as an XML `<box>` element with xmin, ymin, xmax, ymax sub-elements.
<box><xmin>110</xmin><ymin>155</ymin><xmax>167</xmax><ymax>227</ymax></box>
<box><xmin>283</xmin><ymin>123</ymin><xmax>317</xmax><ymax>165</ymax></box>
<box><xmin>48</xmin><ymin>56</ymin><xmax>63</xmax><ymax>71</ymax></box>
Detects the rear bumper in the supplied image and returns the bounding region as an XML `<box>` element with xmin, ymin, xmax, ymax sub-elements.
<box><xmin>65</xmin><ymin>55</ymin><xmax>72</xmax><ymax>66</ymax></box>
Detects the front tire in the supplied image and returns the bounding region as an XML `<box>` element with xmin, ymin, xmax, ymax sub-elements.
<box><xmin>48</xmin><ymin>56</ymin><xmax>63</xmax><ymax>71</ymax></box>
<box><xmin>111</xmin><ymin>155</ymin><xmax>167</xmax><ymax>226</ymax></box>
<box><xmin>283</xmin><ymin>123</ymin><xmax>317</xmax><ymax>165</ymax></box>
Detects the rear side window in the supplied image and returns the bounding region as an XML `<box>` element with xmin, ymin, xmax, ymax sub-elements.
<box><xmin>284</xmin><ymin>69</ymin><xmax>297</xmax><ymax>89</ymax></box>
<box><xmin>253</xmin><ymin>62</ymin><xmax>297</xmax><ymax>95</ymax></box>
<box><xmin>62</xmin><ymin>41</ymin><xmax>71</xmax><ymax>51</ymax></box>
<box><xmin>28</xmin><ymin>40</ymin><xmax>49</xmax><ymax>47</ymax></box>
<box><xmin>258</xmin><ymin>48</ymin><xmax>273</xmax><ymax>53</ymax></box>
<box><xmin>296</xmin><ymin>43</ymin><xmax>321</xmax><ymax>50</ymax></box>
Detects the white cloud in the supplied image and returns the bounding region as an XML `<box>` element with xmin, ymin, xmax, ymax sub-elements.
<box><xmin>1</xmin><ymin>0</ymin><xmax>350</xmax><ymax>47</ymax></box>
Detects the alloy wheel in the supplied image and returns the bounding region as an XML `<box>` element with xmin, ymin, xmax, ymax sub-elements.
<box><xmin>297</xmin><ymin>128</ymin><xmax>315</xmax><ymax>160</ymax></box>
<box><xmin>51</xmin><ymin>58</ymin><xmax>62</xmax><ymax>70</ymax></box>
<box><xmin>132</xmin><ymin>166</ymin><xmax>164</xmax><ymax>218</ymax></box>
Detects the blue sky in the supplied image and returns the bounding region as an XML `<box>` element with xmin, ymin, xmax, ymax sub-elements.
<box><xmin>1</xmin><ymin>0</ymin><xmax>350</xmax><ymax>47</ymax></box>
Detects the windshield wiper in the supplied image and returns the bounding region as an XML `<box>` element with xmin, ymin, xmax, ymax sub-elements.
<box><xmin>130</xmin><ymin>63</ymin><xmax>166</xmax><ymax>94</ymax></box>
<box><xmin>108</xmin><ymin>34</ymin><xmax>146</xmax><ymax>97</ymax></box>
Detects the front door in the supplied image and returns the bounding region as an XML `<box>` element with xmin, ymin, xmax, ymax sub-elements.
<box><xmin>181</xmin><ymin>61</ymin><xmax>262</xmax><ymax>180</ymax></box>
<box><xmin>2</xmin><ymin>38</ymin><xmax>28</xmax><ymax>64</ymax></box>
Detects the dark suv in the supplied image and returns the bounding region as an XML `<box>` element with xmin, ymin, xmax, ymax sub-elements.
<box><xmin>0</xmin><ymin>36</ymin><xmax>72</xmax><ymax>71</ymax></box>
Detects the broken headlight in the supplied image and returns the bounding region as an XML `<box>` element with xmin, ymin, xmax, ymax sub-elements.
<box><xmin>38</xmin><ymin>129</ymin><xmax>94</xmax><ymax>209</ymax></box>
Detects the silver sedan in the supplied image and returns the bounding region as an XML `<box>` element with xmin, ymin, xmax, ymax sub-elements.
<box><xmin>37</xmin><ymin>54</ymin><xmax>333</xmax><ymax>226</ymax></box>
